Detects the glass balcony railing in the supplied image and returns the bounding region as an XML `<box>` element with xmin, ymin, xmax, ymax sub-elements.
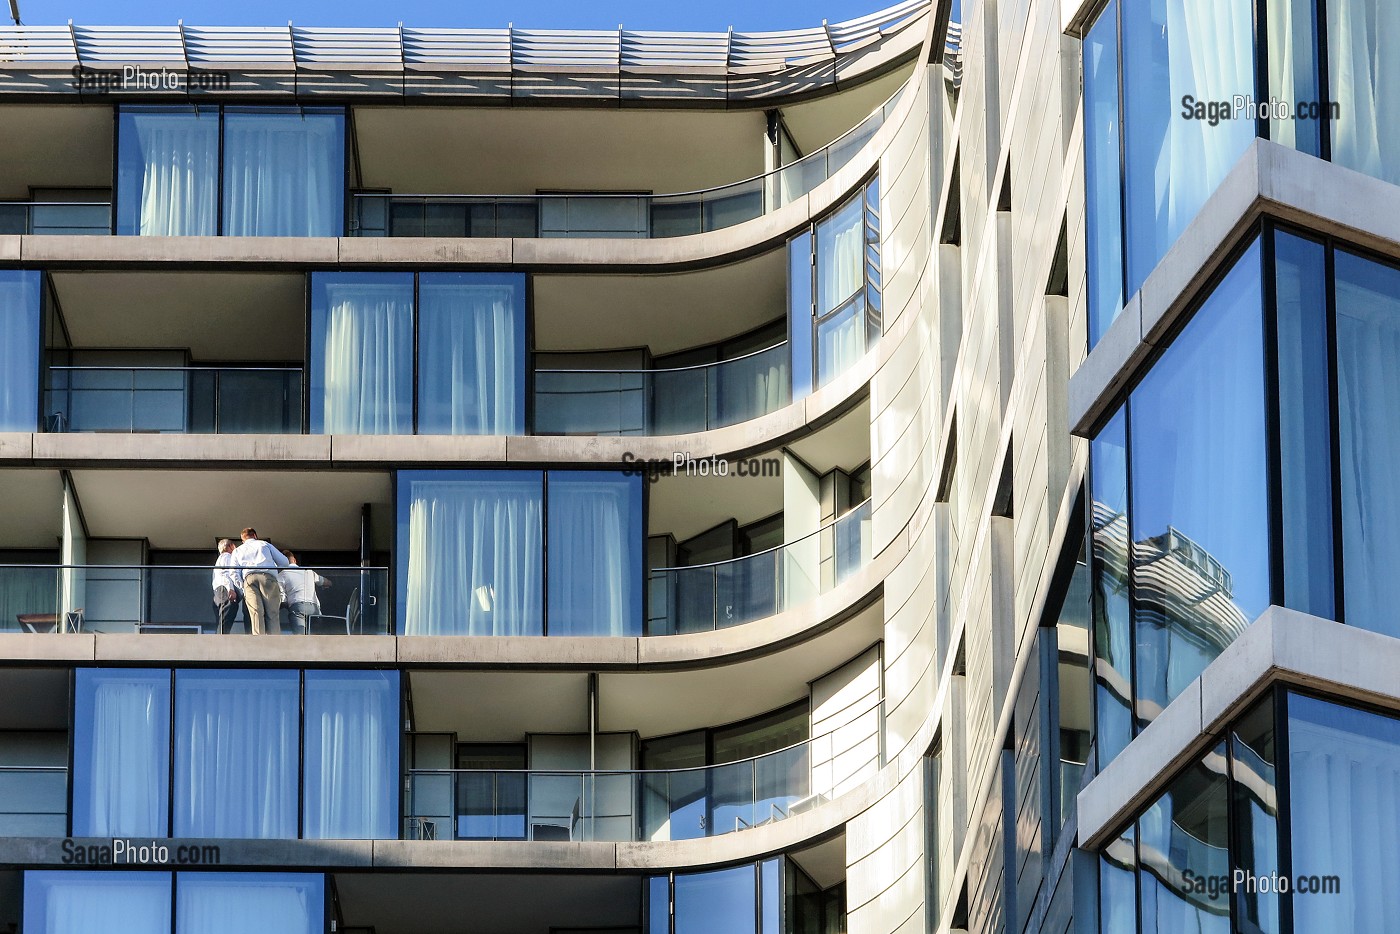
<box><xmin>0</xmin><ymin>564</ymin><xmax>389</xmax><ymax>635</ymax></box>
<box><xmin>43</xmin><ymin>366</ymin><xmax>303</xmax><ymax>434</ymax></box>
<box><xmin>352</xmin><ymin>86</ymin><xmax>902</xmax><ymax>240</ymax></box>
<box><xmin>0</xmin><ymin>201</ymin><xmax>112</xmax><ymax>235</ymax></box>
<box><xmin>404</xmin><ymin>727</ymin><xmax>878</xmax><ymax>843</ymax></box>
<box><xmin>533</xmin><ymin>342</ymin><xmax>790</xmax><ymax>436</ymax></box>
<box><xmin>0</xmin><ymin>765</ymin><xmax>67</xmax><ymax>836</ymax></box>
<box><xmin>647</xmin><ymin>499</ymin><xmax>873</xmax><ymax>635</ymax></box>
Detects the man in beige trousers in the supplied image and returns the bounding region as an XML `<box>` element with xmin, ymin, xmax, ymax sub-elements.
<box><xmin>231</xmin><ymin>527</ymin><xmax>290</xmax><ymax>634</ymax></box>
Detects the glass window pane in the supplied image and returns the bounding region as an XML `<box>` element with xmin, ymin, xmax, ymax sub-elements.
<box><xmin>116</xmin><ymin>106</ymin><xmax>218</xmax><ymax>236</ymax></box>
<box><xmin>1288</xmin><ymin>694</ymin><xmax>1400</xmax><ymax>929</ymax></box>
<box><xmin>788</xmin><ymin>231</ymin><xmax>814</xmax><ymax>400</ymax></box>
<box><xmin>0</xmin><ymin>270</ymin><xmax>41</xmax><ymax>432</ymax></box>
<box><xmin>647</xmin><ymin>875</ymin><xmax>670</xmax><ymax>934</ymax></box>
<box><xmin>547</xmin><ymin>471</ymin><xmax>642</xmax><ymax>636</ymax></box>
<box><xmin>1130</xmin><ymin>241</ymin><xmax>1267</xmax><ymax>723</ymax></box>
<box><xmin>1084</xmin><ymin>1</ymin><xmax>1124</xmax><ymax>345</ymax></box>
<box><xmin>815</xmin><ymin>193</ymin><xmax>865</xmax><ymax>315</ymax></box>
<box><xmin>1266</xmin><ymin>0</ymin><xmax>1321</xmax><ymax>155</ymax></box>
<box><xmin>176</xmin><ymin>872</ymin><xmax>324</xmax><ymax>934</ymax></box>
<box><xmin>174</xmin><ymin>670</ymin><xmax>299</xmax><ymax>838</ymax></box>
<box><xmin>1229</xmin><ymin>696</ymin><xmax>1280</xmax><ymax>934</ymax></box>
<box><xmin>1273</xmin><ymin>232</ymin><xmax>1333</xmax><ymax>619</ymax></box>
<box><xmin>1122</xmin><ymin>0</ymin><xmax>1255</xmax><ymax>294</ymax></box>
<box><xmin>417</xmin><ymin>273</ymin><xmax>526</xmax><ymax>435</ymax></box>
<box><xmin>1336</xmin><ymin>250</ymin><xmax>1400</xmax><ymax>637</ymax></box>
<box><xmin>674</xmin><ymin>865</ymin><xmax>756</xmax><ymax>934</ymax></box>
<box><xmin>1091</xmin><ymin>408</ymin><xmax>1132</xmax><ymax>770</ymax></box>
<box><xmin>309</xmin><ymin>272</ymin><xmax>414</xmax><ymax>434</ymax></box>
<box><xmin>398</xmin><ymin>470</ymin><xmax>544</xmax><ymax>636</ymax></box>
<box><xmin>760</xmin><ymin>858</ymin><xmax>781</xmax><ymax>934</ymax></box>
<box><xmin>72</xmin><ymin>668</ymin><xmax>171</xmax><ymax>837</ymax></box>
<box><xmin>303</xmin><ymin>670</ymin><xmax>399</xmax><ymax>840</ymax></box>
<box><xmin>24</xmin><ymin>871</ymin><xmax>171</xmax><ymax>934</ymax></box>
<box><xmin>222</xmin><ymin>109</ymin><xmax>345</xmax><ymax>237</ymax></box>
<box><xmin>1136</xmin><ymin>746</ymin><xmax>1230</xmax><ymax>934</ymax></box>
<box><xmin>1099</xmin><ymin>828</ymin><xmax>1137</xmax><ymax>934</ymax></box>
<box><xmin>1327</xmin><ymin>0</ymin><xmax>1400</xmax><ymax>185</ymax></box>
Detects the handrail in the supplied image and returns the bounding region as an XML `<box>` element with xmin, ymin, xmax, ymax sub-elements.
<box><xmin>0</xmin><ymin>563</ymin><xmax>386</xmax><ymax>571</ymax></box>
<box><xmin>0</xmin><ymin>200</ymin><xmax>111</xmax><ymax>207</ymax></box>
<box><xmin>535</xmin><ymin>341</ymin><xmax>786</xmax><ymax>376</ymax></box>
<box><xmin>48</xmin><ymin>365</ymin><xmax>302</xmax><ymax>372</ymax></box>
<box><xmin>653</xmin><ymin>498</ymin><xmax>871</xmax><ymax>573</ymax></box>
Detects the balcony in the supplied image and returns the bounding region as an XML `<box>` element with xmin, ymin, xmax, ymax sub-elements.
<box><xmin>0</xmin><ymin>765</ymin><xmax>66</xmax><ymax>836</ymax></box>
<box><xmin>403</xmin><ymin>728</ymin><xmax>872</xmax><ymax>843</ymax></box>
<box><xmin>0</xmin><ymin>200</ymin><xmax>111</xmax><ymax>235</ymax></box>
<box><xmin>648</xmin><ymin>499</ymin><xmax>872</xmax><ymax>635</ymax></box>
<box><xmin>44</xmin><ymin>366</ymin><xmax>303</xmax><ymax>434</ymax></box>
<box><xmin>0</xmin><ymin>564</ymin><xmax>390</xmax><ymax>635</ymax></box>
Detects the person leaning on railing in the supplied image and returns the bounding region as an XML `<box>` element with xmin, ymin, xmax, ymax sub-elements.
<box><xmin>212</xmin><ymin>538</ymin><xmax>241</xmax><ymax>635</ymax></box>
<box><xmin>231</xmin><ymin>528</ymin><xmax>290</xmax><ymax>635</ymax></box>
<box><xmin>279</xmin><ymin>550</ymin><xmax>330</xmax><ymax>635</ymax></box>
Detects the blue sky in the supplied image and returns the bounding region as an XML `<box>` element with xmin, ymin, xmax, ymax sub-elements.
<box><xmin>12</xmin><ymin>0</ymin><xmax>888</xmax><ymax>31</ymax></box>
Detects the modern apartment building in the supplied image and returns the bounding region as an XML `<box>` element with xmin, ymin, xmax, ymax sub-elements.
<box><xmin>0</xmin><ymin>0</ymin><xmax>1394</xmax><ymax>931</ymax></box>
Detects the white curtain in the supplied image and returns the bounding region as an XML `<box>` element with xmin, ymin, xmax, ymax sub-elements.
<box><xmin>319</xmin><ymin>279</ymin><xmax>413</xmax><ymax>434</ymax></box>
<box><xmin>76</xmin><ymin>671</ymin><xmax>169</xmax><ymax>837</ymax></box>
<box><xmin>547</xmin><ymin>474</ymin><xmax>639</xmax><ymax>636</ymax></box>
<box><xmin>222</xmin><ymin>111</ymin><xmax>343</xmax><ymax>237</ymax></box>
<box><xmin>0</xmin><ymin>272</ymin><xmax>39</xmax><ymax>432</ymax></box>
<box><xmin>1329</xmin><ymin>0</ymin><xmax>1400</xmax><ymax>185</ymax></box>
<box><xmin>715</xmin><ymin>347</ymin><xmax>789</xmax><ymax>426</ymax></box>
<box><xmin>1289</xmin><ymin>702</ymin><xmax>1400</xmax><ymax>931</ymax></box>
<box><xmin>816</xmin><ymin>295</ymin><xmax>866</xmax><ymax>387</ymax></box>
<box><xmin>418</xmin><ymin>278</ymin><xmax>523</xmax><ymax>434</ymax></box>
<box><xmin>815</xmin><ymin>195</ymin><xmax>865</xmax><ymax>315</ymax></box>
<box><xmin>1336</xmin><ymin>255</ymin><xmax>1400</xmax><ymax>636</ymax></box>
<box><xmin>405</xmin><ymin>476</ymin><xmax>544</xmax><ymax>635</ymax></box>
<box><xmin>176</xmin><ymin>873</ymin><xmax>322</xmax><ymax>934</ymax></box>
<box><xmin>303</xmin><ymin>671</ymin><xmax>397</xmax><ymax>840</ymax></box>
<box><xmin>26</xmin><ymin>871</ymin><xmax>171</xmax><ymax>934</ymax></box>
<box><xmin>123</xmin><ymin>110</ymin><xmax>218</xmax><ymax>236</ymax></box>
<box><xmin>174</xmin><ymin>671</ymin><xmax>298</xmax><ymax>839</ymax></box>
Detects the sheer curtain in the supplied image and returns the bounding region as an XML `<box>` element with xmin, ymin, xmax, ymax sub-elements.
<box><xmin>1329</xmin><ymin>0</ymin><xmax>1400</xmax><ymax>185</ymax></box>
<box><xmin>174</xmin><ymin>670</ymin><xmax>299</xmax><ymax>839</ymax></box>
<box><xmin>116</xmin><ymin>108</ymin><xmax>218</xmax><ymax>236</ymax></box>
<box><xmin>1336</xmin><ymin>251</ymin><xmax>1400</xmax><ymax>637</ymax></box>
<box><xmin>403</xmin><ymin>473</ymin><xmax>544</xmax><ymax>636</ymax></box>
<box><xmin>177</xmin><ymin>873</ymin><xmax>323</xmax><ymax>934</ymax></box>
<box><xmin>24</xmin><ymin>871</ymin><xmax>171</xmax><ymax>934</ymax></box>
<box><xmin>1289</xmin><ymin>697</ymin><xmax>1400</xmax><ymax>932</ymax></box>
<box><xmin>418</xmin><ymin>275</ymin><xmax>525</xmax><ymax>435</ymax></box>
<box><xmin>715</xmin><ymin>346</ymin><xmax>789</xmax><ymax>426</ymax></box>
<box><xmin>222</xmin><ymin>110</ymin><xmax>343</xmax><ymax>237</ymax></box>
<box><xmin>303</xmin><ymin>671</ymin><xmax>398</xmax><ymax>840</ymax></box>
<box><xmin>816</xmin><ymin>294</ymin><xmax>866</xmax><ymax>387</ymax></box>
<box><xmin>0</xmin><ymin>270</ymin><xmax>39</xmax><ymax>432</ymax></box>
<box><xmin>816</xmin><ymin>195</ymin><xmax>864</xmax><ymax>314</ymax></box>
<box><xmin>313</xmin><ymin>274</ymin><xmax>413</xmax><ymax>434</ymax></box>
<box><xmin>547</xmin><ymin>472</ymin><xmax>641</xmax><ymax>636</ymax></box>
<box><xmin>73</xmin><ymin>669</ymin><xmax>170</xmax><ymax>837</ymax></box>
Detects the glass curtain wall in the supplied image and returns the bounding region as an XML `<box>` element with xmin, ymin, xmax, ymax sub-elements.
<box><xmin>647</xmin><ymin>859</ymin><xmax>790</xmax><ymax>934</ymax></box>
<box><xmin>398</xmin><ymin>469</ymin><xmax>642</xmax><ymax>636</ymax></box>
<box><xmin>72</xmin><ymin>669</ymin><xmax>171</xmax><ymax>837</ymax></box>
<box><xmin>1083</xmin><ymin>1</ymin><xmax>1123</xmax><ymax>345</ymax></box>
<box><xmin>302</xmin><ymin>670</ymin><xmax>399</xmax><ymax>840</ymax></box>
<box><xmin>116</xmin><ymin>106</ymin><xmax>344</xmax><ymax>237</ymax></box>
<box><xmin>309</xmin><ymin>272</ymin><xmax>526</xmax><ymax>436</ymax></box>
<box><xmin>0</xmin><ymin>270</ymin><xmax>41</xmax><ymax>431</ymax></box>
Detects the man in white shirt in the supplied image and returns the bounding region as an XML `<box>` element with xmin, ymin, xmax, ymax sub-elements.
<box><xmin>231</xmin><ymin>527</ymin><xmax>290</xmax><ymax>635</ymax></box>
<box><xmin>279</xmin><ymin>550</ymin><xmax>329</xmax><ymax>635</ymax></box>
<box><xmin>211</xmin><ymin>538</ymin><xmax>240</xmax><ymax>634</ymax></box>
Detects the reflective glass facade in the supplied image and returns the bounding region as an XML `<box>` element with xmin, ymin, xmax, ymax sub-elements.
<box><xmin>0</xmin><ymin>270</ymin><xmax>41</xmax><ymax>432</ymax></box>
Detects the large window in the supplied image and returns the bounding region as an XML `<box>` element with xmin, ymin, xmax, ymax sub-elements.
<box><xmin>116</xmin><ymin>106</ymin><xmax>345</xmax><ymax>237</ymax></box>
<box><xmin>309</xmin><ymin>272</ymin><xmax>526</xmax><ymax>436</ymax></box>
<box><xmin>0</xmin><ymin>270</ymin><xmax>41</xmax><ymax>432</ymax></box>
<box><xmin>23</xmin><ymin>871</ymin><xmax>324</xmax><ymax>934</ymax></box>
<box><xmin>398</xmin><ymin>470</ymin><xmax>642</xmax><ymax>636</ymax></box>
<box><xmin>72</xmin><ymin>668</ymin><xmax>398</xmax><ymax>840</ymax></box>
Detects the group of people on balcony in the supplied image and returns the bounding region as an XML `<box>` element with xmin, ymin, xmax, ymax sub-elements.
<box><xmin>212</xmin><ymin>529</ymin><xmax>328</xmax><ymax>635</ymax></box>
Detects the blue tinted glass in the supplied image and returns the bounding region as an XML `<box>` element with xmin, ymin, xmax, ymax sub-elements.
<box><xmin>174</xmin><ymin>669</ymin><xmax>299</xmax><ymax>838</ymax></box>
<box><xmin>116</xmin><ymin>106</ymin><xmax>218</xmax><ymax>236</ymax></box>
<box><xmin>309</xmin><ymin>272</ymin><xmax>414</xmax><ymax>434</ymax></box>
<box><xmin>789</xmin><ymin>231</ymin><xmax>814</xmax><ymax>400</ymax></box>
<box><xmin>72</xmin><ymin>668</ymin><xmax>171</xmax><ymax>837</ymax></box>
<box><xmin>1122</xmin><ymin>0</ymin><xmax>1256</xmax><ymax>295</ymax></box>
<box><xmin>221</xmin><ymin>109</ymin><xmax>344</xmax><ymax>237</ymax></box>
<box><xmin>1327</xmin><ymin>0</ymin><xmax>1400</xmax><ymax>185</ymax></box>
<box><xmin>760</xmin><ymin>858</ymin><xmax>780</xmax><ymax>934</ymax></box>
<box><xmin>1336</xmin><ymin>250</ymin><xmax>1400</xmax><ymax>636</ymax></box>
<box><xmin>547</xmin><ymin>471</ymin><xmax>643</xmax><ymax>636</ymax></box>
<box><xmin>1099</xmin><ymin>829</ymin><xmax>1137</xmax><ymax>934</ymax></box>
<box><xmin>647</xmin><ymin>875</ymin><xmax>670</xmax><ymax>934</ymax></box>
<box><xmin>397</xmin><ymin>470</ymin><xmax>544</xmax><ymax>636</ymax></box>
<box><xmin>176</xmin><ymin>872</ymin><xmax>324</xmax><ymax>934</ymax></box>
<box><xmin>303</xmin><ymin>670</ymin><xmax>399</xmax><ymax>840</ymax></box>
<box><xmin>1267</xmin><ymin>0</ymin><xmax>1320</xmax><ymax>156</ymax></box>
<box><xmin>24</xmin><ymin>871</ymin><xmax>171</xmax><ymax>934</ymax></box>
<box><xmin>417</xmin><ymin>272</ymin><xmax>526</xmax><ymax>435</ymax></box>
<box><xmin>674</xmin><ymin>865</ymin><xmax>756</xmax><ymax>934</ymax></box>
<box><xmin>1091</xmin><ymin>408</ymin><xmax>1132</xmax><ymax>769</ymax></box>
<box><xmin>1273</xmin><ymin>233</ymin><xmax>1333</xmax><ymax>620</ymax></box>
<box><xmin>0</xmin><ymin>270</ymin><xmax>41</xmax><ymax>432</ymax></box>
<box><xmin>1084</xmin><ymin>1</ymin><xmax>1123</xmax><ymax>345</ymax></box>
<box><xmin>1136</xmin><ymin>747</ymin><xmax>1230</xmax><ymax>934</ymax></box>
<box><xmin>1287</xmin><ymin>695</ymin><xmax>1400</xmax><ymax>930</ymax></box>
<box><xmin>1130</xmin><ymin>241</ymin><xmax>1267</xmax><ymax>722</ymax></box>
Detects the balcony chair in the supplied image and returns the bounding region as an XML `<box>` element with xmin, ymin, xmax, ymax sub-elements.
<box><xmin>307</xmin><ymin>588</ymin><xmax>360</xmax><ymax>635</ymax></box>
<box><xmin>16</xmin><ymin>609</ymin><xmax>83</xmax><ymax>633</ymax></box>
